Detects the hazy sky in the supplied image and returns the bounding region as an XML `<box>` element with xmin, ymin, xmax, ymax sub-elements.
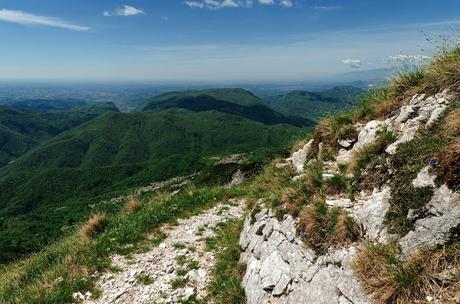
<box><xmin>1</xmin><ymin>0</ymin><xmax>460</xmax><ymax>82</ymax></box>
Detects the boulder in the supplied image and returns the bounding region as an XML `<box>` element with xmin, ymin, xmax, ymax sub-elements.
<box><xmin>287</xmin><ymin>139</ymin><xmax>314</xmax><ymax>172</ymax></box>
<box><xmin>354</xmin><ymin>187</ymin><xmax>391</xmax><ymax>242</ymax></box>
<box><xmin>412</xmin><ymin>166</ymin><xmax>436</xmax><ymax>188</ymax></box>
<box><xmin>399</xmin><ymin>185</ymin><xmax>460</xmax><ymax>257</ymax></box>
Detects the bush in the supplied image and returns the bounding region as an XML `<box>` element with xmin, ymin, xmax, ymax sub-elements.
<box><xmin>298</xmin><ymin>200</ymin><xmax>360</xmax><ymax>254</ymax></box>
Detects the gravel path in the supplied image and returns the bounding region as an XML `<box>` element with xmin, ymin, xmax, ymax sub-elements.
<box><xmin>83</xmin><ymin>200</ymin><xmax>245</xmax><ymax>304</ymax></box>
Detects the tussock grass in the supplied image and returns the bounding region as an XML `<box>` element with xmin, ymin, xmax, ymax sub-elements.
<box><xmin>422</xmin><ymin>47</ymin><xmax>460</xmax><ymax>94</ymax></box>
<box><xmin>353</xmin><ymin>243</ymin><xmax>460</xmax><ymax>304</ymax></box>
<box><xmin>298</xmin><ymin>199</ymin><xmax>360</xmax><ymax>254</ymax></box>
<box><xmin>121</xmin><ymin>198</ymin><xmax>142</xmax><ymax>214</ymax></box>
<box><xmin>442</xmin><ymin>108</ymin><xmax>460</xmax><ymax>138</ymax></box>
<box><xmin>436</xmin><ymin>137</ymin><xmax>460</xmax><ymax>190</ymax></box>
<box><xmin>250</xmin><ymin>160</ymin><xmax>297</xmax><ymax>203</ymax></box>
<box><xmin>79</xmin><ymin>212</ymin><xmax>108</xmax><ymax>240</ymax></box>
<box><xmin>308</xmin><ymin>114</ymin><xmax>356</xmax><ymax>161</ymax></box>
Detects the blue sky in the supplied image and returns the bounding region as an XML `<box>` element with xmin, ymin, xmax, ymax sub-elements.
<box><xmin>0</xmin><ymin>0</ymin><xmax>460</xmax><ymax>82</ymax></box>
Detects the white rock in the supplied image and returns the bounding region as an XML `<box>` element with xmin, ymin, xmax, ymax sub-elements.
<box><xmin>287</xmin><ymin>139</ymin><xmax>314</xmax><ymax>172</ymax></box>
<box><xmin>412</xmin><ymin>166</ymin><xmax>436</xmax><ymax>188</ymax></box>
<box><xmin>399</xmin><ymin>185</ymin><xmax>460</xmax><ymax>258</ymax></box>
<box><xmin>260</xmin><ymin>251</ymin><xmax>290</xmax><ymax>291</ymax></box>
<box><xmin>354</xmin><ymin>120</ymin><xmax>385</xmax><ymax>151</ymax></box>
<box><xmin>337</xmin><ymin>138</ymin><xmax>355</xmax><ymax>149</ymax></box>
<box><xmin>326</xmin><ymin>198</ymin><xmax>354</xmax><ymax>208</ymax></box>
<box><xmin>182</xmin><ymin>287</ymin><xmax>195</xmax><ymax>300</ymax></box>
<box><xmin>73</xmin><ymin>292</ymin><xmax>85</xmax><ymax>301</ymax></box>
<box><xmin>354</xmin><ymin>187</ymin><xmax>391</xmax><ymax>242</ymax></box>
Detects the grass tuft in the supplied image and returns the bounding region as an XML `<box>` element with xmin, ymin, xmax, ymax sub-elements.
<box><xmin>79</xmin><ymin>213</ymin><xmax>108</xmax><ymax>240</ymax></box>
<box><xmin>298</xmin><ymin>200</ymin><xmax>360</xmax><ymax>254</ymax></box>
<box><xmin>121</xmin><ymin>198</ymin><xmax>142</xmax><ymax>214</ymax></box>
<box><xmin>353</xmin><ymin>242</ymin><xmax>460</xmax><ymax>304</ymax></box>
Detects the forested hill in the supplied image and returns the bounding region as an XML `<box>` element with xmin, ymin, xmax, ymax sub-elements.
<box><xmin>138</xmin><ymin>88</ymin><xmax>313</xmax><ymax>127</ymax></box>
<box><xmin>0</xmin><ymin>91</ymin><xmax>308</xmax><ymax>264</ymax></box>
<box><xmin>0</xmin><ymin>102</ymin><xmax>119</xmax><ymax>167</ymax></box>
<box><xmin>264</xmin><ymin>85</ymin><xmax>364</xmax><ymax>121</ymax></box>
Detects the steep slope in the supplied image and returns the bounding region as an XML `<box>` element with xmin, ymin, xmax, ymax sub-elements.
<box><xmin>240</xmin><ymin>53</ymin><xmax>460</xmax><ymax>303</ymax></box>
<box><xmin>0</xmin><ymin>103</ymin><xmax>119</xmax><ymax>167</ymax></box>
<box><xmin>138</xmin><ymin>88</ymin><xmax>313</xmax><ymax>127</ymax></box>
<box><xmin>0</xmin><ymin>108</ymin><xmax>304</xmax><ymax>263</ymax></box>
<box><xmin>1</xmin><ymin>49</ymin><xmax>460</xmax><ymax>304</ymax></box>
<box><xmin>265</xmin><ymin>86</ymin><xmax>364</xmax><ymax>121</ymax></box>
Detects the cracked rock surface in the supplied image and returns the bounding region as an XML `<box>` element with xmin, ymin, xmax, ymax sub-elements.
<box><xmin>239</xmin><ymin>209</ymin><xmax>371</xmax><ymax>304</ymax></box>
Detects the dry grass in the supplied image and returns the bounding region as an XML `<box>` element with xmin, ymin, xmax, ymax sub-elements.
<box><xmin>422</xmin><ymin>47</ymin><xmax>460</xmax><ymax>94</ymax></box>
<box><xmin>79</xmin><ymin>212</ymin><xmax>108</xmax><ymax>240</ymax></box>
<box><xmin>121</xmin><ymin>198</ymin><xmax>142</xmax><ymax>214</ymax></box>
<box><xmin>298</xmin><ymin>200</ymin><xmax>360</xmax><ymax>254</ymax></box>
<box><xmin>442</xmin><ymin>108</ymin><xmax>460</xmax><ymax>138</ymax></box>
<box><xmin>307</xmin><ymin>114</ymin><xmax>356</xmax><ymax>161</ymax></box>
<box><xmin>277</xmin><ymin>187</ymin><xmax>308</xmax><ymax>216</ymax></box>
<box><xmin>353</xmin><ymin>243</ymin><xmax>460</xmax><ymax>304</ymax></box>
<box><xmin>435</xmin><ymin>137</ymin><xmax>460</xmax><ymax>190</ymax></box>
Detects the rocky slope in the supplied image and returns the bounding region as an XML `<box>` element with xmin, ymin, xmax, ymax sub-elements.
<box><xmin>239</xmin><ymin>90</ymin><xmax>460</xmax><ymax>304</ymax></box>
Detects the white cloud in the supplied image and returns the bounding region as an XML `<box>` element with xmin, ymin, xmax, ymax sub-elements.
<box><xmin>280</xmin><ymin>0</ymin><xmax>293</xmax><ymax>7</ymax></box>
<box><xmin>0</xmin><ymin>8</ymin><xmax>89</xmax><ymax>31</ymax></box>
<box><xmin>185</xmin><ymin>0</ymin><xmax>292</xmax><ymax>9</ymax></box>
<box><xmin>313</xmin><ymin>6</ymin><xmax>342</xmax><ymax>10</ymax></box>
<box><xmin>258</xmin><ymin>0</ymin><xmax>275</xmax><ymax>5</ymax></box>
<box><xmin>342</xmin><ymin>59</ymin><xmax>362</xmax><ymax>69</ymax></box>
<box><xmin>103</xmin><ymin>5</ymin><xmax>145</xmax><ymax>17</ymax></box>
<box><xmin>389</xmin><ymin>54</ymin><xmax>430</xmax><ymax>63</ymax></box>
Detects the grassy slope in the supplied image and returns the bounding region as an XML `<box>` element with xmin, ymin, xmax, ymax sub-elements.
<box><xmin>0</xmin><ymin>108</ymin><xmax>305</xmax><ymax>263</ymax></box>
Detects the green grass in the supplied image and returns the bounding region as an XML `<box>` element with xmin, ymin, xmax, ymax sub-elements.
<box><xmin>384</xmin><ymin>109</ymin><xmax>453</xmax><ymax>235</ymax></box>
<box><xmin>136</xmin><ymin>273</ymin><xmax>153</xmax><ymax>285</ymax></box>
<box><xmin>171</xmin><ymin>276</ymin><xmax>189</xmax><ymax>289</ymax></box>
<box><xmin>207</xmin><ymin>220</ymin><xmax>246</xmax><ymax>304</ymax></box>
<box><xmin>0</xmin><ymin>185</ymin><xmax>248</xmax><ymax>304</ymax></box>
